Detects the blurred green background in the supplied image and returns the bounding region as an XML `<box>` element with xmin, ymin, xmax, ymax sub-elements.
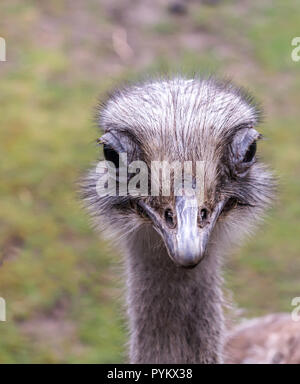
<box><xmin>0</xmin><ymin>0</ymin><xmax>299</xmax><ymax>363</ymax></box>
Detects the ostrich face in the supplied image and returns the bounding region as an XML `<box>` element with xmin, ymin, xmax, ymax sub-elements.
<box><xmin>84</xmin><ymin>77</ymin><xmax>273</xmax><ymax>268</ymax></box>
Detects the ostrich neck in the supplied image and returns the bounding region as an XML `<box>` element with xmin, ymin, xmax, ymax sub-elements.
<box><xmin>124</xmin><ymin>226</ymin><xmax>224</xmax><ymax>364</ymax></box>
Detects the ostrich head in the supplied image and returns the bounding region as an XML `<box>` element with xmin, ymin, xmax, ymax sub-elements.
<box><xmin>84</xmin><ymin>77</ymin><xmax>274</xmax><ymax>268</ymax></box>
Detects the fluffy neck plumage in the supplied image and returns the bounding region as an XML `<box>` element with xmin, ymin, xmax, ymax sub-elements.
<box><xmin>124</xmin><ymin>225</ymin><xmax>224</xmax><ymax>364</ymax></box>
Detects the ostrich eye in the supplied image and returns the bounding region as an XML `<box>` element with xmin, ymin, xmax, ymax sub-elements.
<box><xmin>243</xmin><ymin>141</ymin><xmax>257</xmax><ymax>163</ymax></box>
<box><xmin>103</xmin><ymin>144</ymin><xmax>119</xmax><ymax>168</ymax></box>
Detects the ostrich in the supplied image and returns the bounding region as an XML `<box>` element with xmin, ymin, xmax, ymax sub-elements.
<box><xmin>83</xmin><ymin>76</ymin><xmax>300</xmax><ymax>364</ymax></box>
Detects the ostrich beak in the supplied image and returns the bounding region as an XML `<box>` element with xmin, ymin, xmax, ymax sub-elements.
<box><xmin>138</xmin><ymin>196</ymin><xmax>226</xmax><ymax>268</ymax></box>
<box><xmin>164</xmin><ymin>196</ymin><xmax>226</xmax><ymax>268</ymax></box>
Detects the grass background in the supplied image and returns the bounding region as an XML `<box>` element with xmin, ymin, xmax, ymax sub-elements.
<box><xmin>0</xmin><ymin>0</ymin><xmax>299</xmax><ymax>363</ymax></box>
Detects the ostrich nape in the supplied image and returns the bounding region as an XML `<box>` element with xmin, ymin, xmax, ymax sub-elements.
<box><xmin>82</xmin><ymin>76</ymin><xmax>275</xmax><ymax>364</ymax></box>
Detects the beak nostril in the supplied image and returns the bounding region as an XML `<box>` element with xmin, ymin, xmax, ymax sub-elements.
<box><xmin>164</xmin><ymin>208</ymin><xmax>175</xmax><ymax>228</ymax></box>
<box><xmin>200</xmin><ymin>208</ymin><xmax>208</xmax><ymax>221</ymax></box>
